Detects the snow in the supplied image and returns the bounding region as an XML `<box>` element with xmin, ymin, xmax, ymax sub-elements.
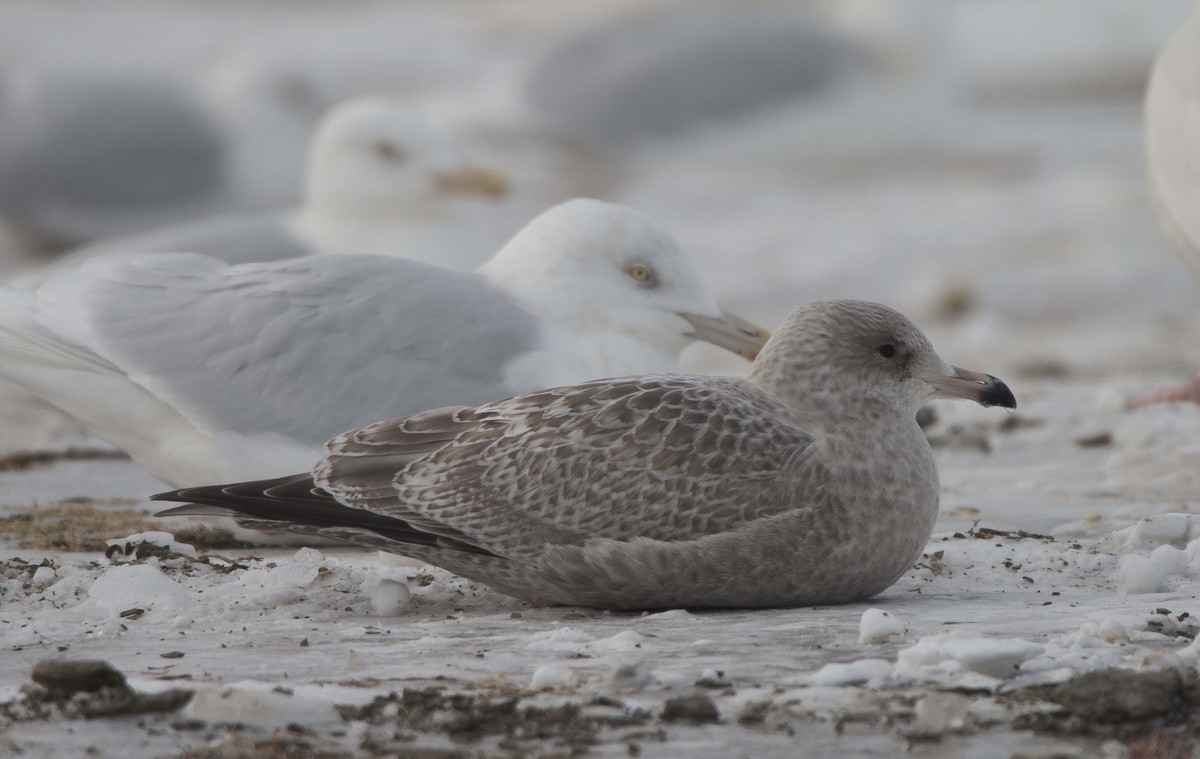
<box><xmin>896</xmin><ymin>632</ymin><xmax>1045</xmax><ymax>678</ymax></box>
<box><xmin>858</xmin><ymin>608</ymin><xmax>908</xmax><ymax>644</ymax></box>
<box><xmin>85</xmin><ymin>564</ymin><xmax>196</xmax><ymax>615</ymax></box>
<box><xmin>370</xmin><ymin>578</ymin><xmax>412</xmax><ymax>617</ymax></box>
<box><xmin>3</xmin><ymin>0</ymin><xmax>1200</xmax><ymax>756</ymax></box>
<box><xmin>528</xmin><ymin>662</ymin><xmax>577</xmax><ymax>690</ymax></box>
<box><xmin>186</xmin><ymin>684</ymin><xmax>343</xmax><ymax>727</ymax></box>
<box><xmin>809</xmin><ymin>658</ymin><xmax>893</xmax><ymax>687</ymax></box>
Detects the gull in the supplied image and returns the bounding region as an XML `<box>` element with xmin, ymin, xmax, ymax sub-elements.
<box><xmin>1131</xmin><ymin>3</ymin><xmax>1200</xmax><ymax>407</ymax></box>
<box><xmin>0</xmin><ymin>199</ymin><xmax>768</xmax><ymax>488</ymax></box>
<box><xmin>22</xmin><ymin>96</ymin><xmax>506</xmax><ymax>285</ymax></box>
<box><xmin>154</xmin><ymin>300</ymin><xmax>1016</xmax><ymax>610</ymax></box>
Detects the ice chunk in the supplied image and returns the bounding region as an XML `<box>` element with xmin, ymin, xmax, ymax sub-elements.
<box><xmin>1118</xmin><ymin>554</ymin><xmax>1168</xmax><ymax>594</ymax></box>
<box><xmin>1106</xmin><ymin>514</ymin><xmax>1195</xmax><ymax>554</ymax></box>
<box><xmin>371</xmin><ymin>579</ymin><xmax>411</xmax><ymax>616</ymax></box>
<box><xmin>525</xmin><ymin>626</ymin><xmax>596</xmax><ymax>652</ymax></box>
<box><xmin>220</xmin><ymin>548</ymin><xmax>325</xmax><ymax>606</ymax></box>
<box><xmin>588</xmin><ymin>630</ymin><xmax>646</xmax><ymax>653</ymax></box>
<box><xmin>859</xmin><ymin>608</ymin><xmax>907</xmax><ymax>644</ymax></box>
<box><xmin>1078</xmin><ymin>619</ymin><xmax>1130</xmax><ymax>644</ymax></box>
<box><xmin>31</xmin><ymin>566</ymin><xmax>56</xmax><ymax>588</ymax></box>
<box><xmin>914</xmin><ymin>692</ymin><xmax>969</xmax><ymax>731</ymax></box>
<box><xmin>187</xmin><ymin>686</ymin><xmax>341</xmax><ymax>727</ymax></box>
<box><xmin>937</xmin><ymin>638</ymin><xmax>1044</xmax><ymax>678</ymax></box>
<box><xmin>897</xmin><ymin>632</ymin><xmax>1043</xmax><ymax>678</ymax></box>
<box><xmin>810</xmin><ymin>658</ymin><xmax>892</xmax><ymax>686</ymax></box>
<box><xmin>1150</xmin><ymin>545</ymin><xmax>1190</xmax><ymax>577</ymax></box>
<box><xmin>530</xmin><ymin>663</ymin><xmax>576</xmax><ymax>690</ymax></box>
<box><xmin>87</xmin><ymin>564</ymin><xmax>194</xmax><ymax>614</ymax></box>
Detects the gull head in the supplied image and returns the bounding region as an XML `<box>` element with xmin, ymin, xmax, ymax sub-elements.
<box><xmin>750</xmin><ymin>300</ymin><xmax>1016</xmax><ymax>418</ymax></box>
<box><xmin>304</xmin><ymin>97</ymin><xmax>508</xmax><ymax>214</ymax></box>
<box><xmin>478</xmin><ymin>198</ymin><xmax>769</xmax><ymax>362</ymax></box>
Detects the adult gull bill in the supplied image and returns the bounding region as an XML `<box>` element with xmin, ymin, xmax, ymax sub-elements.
<box><xmin>1130</xmin><ymin>3</ymin><xmax>1200</xmax><ymax>407</ymax></box>
<box><xmin>22</xmin><ymin>97</ymin><xmax>507</xmax><ymax>285</ymax></box>
<box><xmin>0</xmin><ymin>199</ymin><xmax>768</xmax><ymax>489</ymax></box>
<box><xmin>154</xmin><ymin>300</ymin><xmax>1016</xmax><ymax>610</ymax></box>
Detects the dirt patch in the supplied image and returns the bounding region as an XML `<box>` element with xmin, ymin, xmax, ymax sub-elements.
<box><xmin>0</xmin><ymin>502</ymin><xmax>155</xmax><ymax>551</ymax></box>
<box><xmin>3</xmin><ymin>658</ymin><xmax>193</xmax><ymax>721</ymax></box>
<box><xmin>167</xmin><ymin>525</ymin><xmax>260</xmax><ymax>550</ymax></box>
<box><xmin>340</xmin><ymin>688</ymin><xmax>605</xmax><ymax>755</ymax></box>
<box><xmin>1009</xmin><ymin>668</ymin><xmax>1200</xmax><ymax>741</ymax></box>
<box><xmin>0</xmin><ymin>448</ymin><xmax>129</xmax><ymax>472</ymax></box>
<box><xmin>0</xmin><ymin>502</ymin><xmax>266</xmax><ymax>552</ymax></box>
<box><xmin>176</xmin><ymin>734</ymin><xmax>360</xmax><ymax>759</ymax></box>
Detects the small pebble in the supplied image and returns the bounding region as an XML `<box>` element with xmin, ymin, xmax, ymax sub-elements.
<box><xmin>661</xmin><ymin>694</ymin><xmax>719</xmax><ymax>723</ymax></box>
<box><xmin>31</xmin><ymin>659</ymin><xmax>126</xmax><ymax>694</ymax></box>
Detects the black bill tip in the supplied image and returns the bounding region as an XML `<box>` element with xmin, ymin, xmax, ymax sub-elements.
<box><xmin>979</xmin><ymin>375</ymin><xmax>1017</xmax><ymax>409</ymax></box>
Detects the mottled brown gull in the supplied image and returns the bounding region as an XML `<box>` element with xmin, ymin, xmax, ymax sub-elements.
<box><xmin>154</xmin><ymin>300</ymin><xmax>1015</xmax><ymax>610</ymax></box>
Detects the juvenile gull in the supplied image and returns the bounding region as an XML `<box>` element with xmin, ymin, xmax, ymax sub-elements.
<box><xmin>24</xmin><ymin>97</ymin><xmax>506</xmax><ymax>283</ymax></box>
<box><xmin>1129</xmin><ymin>4</ymin><xmax>1200</xmax><ymax>407</ymax></box>
<box><xmin>0</xmin><ymin>199</ymin><xmax>767</xmax><ymax>488</ymax></box>
<box><xmin>154</xmin><ymin>300</ymin><xmax>1016</xmax><ymax>610</ymax></box>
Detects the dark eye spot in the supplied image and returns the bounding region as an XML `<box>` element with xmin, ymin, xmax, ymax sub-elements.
<box><xmin>877</xmin><ymin>343</ymin><xmax>896</xmax><ymax>359</ymax></box>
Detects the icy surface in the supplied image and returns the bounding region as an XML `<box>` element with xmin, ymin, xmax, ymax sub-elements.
<box><xmin>3</xmin><ymin>0</ymin><xmax>1200</xmax><ymax>757</ymax></box>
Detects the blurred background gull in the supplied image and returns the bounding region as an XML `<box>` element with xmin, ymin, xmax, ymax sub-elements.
<box><xmin>0</xmin><ymin>0</ymin><xmax>1197</xmax><ymax>457</ymax></box>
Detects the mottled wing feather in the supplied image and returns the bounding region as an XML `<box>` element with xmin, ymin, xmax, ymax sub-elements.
<box><xmin>316</xmin><ymin>374</ymin><xmax>818</xmax><ymax>556</ymax></box>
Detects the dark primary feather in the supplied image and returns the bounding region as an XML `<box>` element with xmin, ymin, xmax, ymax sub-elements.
<box><xmin>152</xmin><ymin>474</ymin><xmax>499</xmax><ymax>557</ymax></box>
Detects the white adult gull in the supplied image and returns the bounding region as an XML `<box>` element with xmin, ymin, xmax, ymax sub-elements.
<box><xmin>0</xmin><ymin>199</ymin><xmax>768</xmax><ymax>488</ymax></box>
<box><xmin>28</xmin><ymin>96</ymin><xmax>507</xmax><ymax>282</ymax></box>
<box><xmin>1132</xmin><ymin>3</ymin><xmax>1200</xmax><ymax>407</ymax></box>
<box><xmin>154</xmin><ymin>300</ymin><xmax>1016</xmax><ymax>610</ymax></box>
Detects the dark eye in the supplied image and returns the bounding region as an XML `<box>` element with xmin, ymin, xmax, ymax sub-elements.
<box><xmin>877</xmin><ymin>343</ymin><xmax>896</xmax><ymax>359</ymax></box>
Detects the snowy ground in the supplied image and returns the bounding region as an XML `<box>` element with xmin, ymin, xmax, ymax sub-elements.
<box><xmin>4</xmin><ymin>1</ymin><xmax>1200</xmax><ymax>757</ymax></box>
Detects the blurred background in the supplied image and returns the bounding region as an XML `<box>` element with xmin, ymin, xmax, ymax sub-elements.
<box><xmin>0</xmin><ymin>0</ymin><xmax>1196</xmax><ymax>386</ymax></box>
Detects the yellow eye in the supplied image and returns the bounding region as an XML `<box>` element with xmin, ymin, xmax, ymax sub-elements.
<box><xmin>627</xmin><ymin>265</ymin><xmax>652</xmax><ymax>283</ymax></box>
<box><xmin>373</xmin><ymin>140</ymin><xmax>406</xmax><ymax>162</ymax></box>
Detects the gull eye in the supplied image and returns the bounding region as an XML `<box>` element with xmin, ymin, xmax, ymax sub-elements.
<box><xmin>627</xmin><ymin>265</ymin><xmax>653</xmax><ymax>283</ymax></box>
<box><xmin>877</xmin><ymin>343</ymin><xmax>896</xmax><ymax>359</ymax></box>
<box><xmin>374</xmin><ymin>140</ymin><xmax>406</xmax><ymax>162</ymax></box>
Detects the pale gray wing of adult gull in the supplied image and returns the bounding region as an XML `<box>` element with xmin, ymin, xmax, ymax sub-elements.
<box><xmin>1128</xmin><ymin>2</ymin><xmax>1200</xmax><ymax>407</ymax></box>
<box><xmin>525</xmin><ymin>6</ymin><xmax>861</xmax><ymax>146</ymax></box>
<box><xmin>155</xmin><ymin>300</ymin><xmax>1016</xmax><ymax>611</ymax></box>
<box><xmin>11</xmin><ymin>96</ymin><xmax>507</xmax><ymax>289</ymax></box>
<box><xmin>0</xmin><ymin>74</ymin><xmax>229</xmax><ymax>247</ymax></box>
<box><xmin>0</xmin><ymin>199</ymin><xmax>769</xmax><ymax>488</ymax></box>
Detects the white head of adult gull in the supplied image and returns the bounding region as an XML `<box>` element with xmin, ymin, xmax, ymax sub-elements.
<box><xmin>154</xmin><ymin>300</ymin><xmax>1015</xmax><ymax>610</ymax></box>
